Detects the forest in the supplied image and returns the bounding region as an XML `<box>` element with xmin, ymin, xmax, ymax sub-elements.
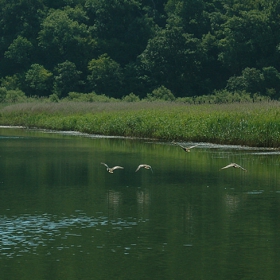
<box><xmin>1</xmin><ymin>0</ymin><xmax>280</xmax><ymax>102</ymax></box>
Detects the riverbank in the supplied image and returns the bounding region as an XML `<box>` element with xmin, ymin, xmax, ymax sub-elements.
<box><xmin>0</xmin><ymin>101</ymin><xmax>280</xmax><ymax>147</ymax></box>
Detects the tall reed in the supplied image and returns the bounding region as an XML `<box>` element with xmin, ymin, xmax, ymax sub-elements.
<box><xmin>1</xmin><ymin>101</ymin><xmax>280</xmax><ymax>147</ymax></box>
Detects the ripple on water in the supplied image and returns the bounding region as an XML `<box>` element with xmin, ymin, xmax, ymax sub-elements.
<box><xmin>0</xmin><ymin>212</ymin><xmax>146</xmax><ymax>258</ymax></box>
<box><xmin>246</xmin><ymin>190</ymin><xmax>264</xmax><ymax>195</ymax></box>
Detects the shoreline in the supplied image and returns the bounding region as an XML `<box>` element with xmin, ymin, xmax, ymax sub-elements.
<box><xmin>0</xmin><ymin>125</ymin><xmax>276</xmax><ymax>151</ymax></box>
<box><xmin>1</xmin><ymin>101</ymin><xmax>280</xmax><ymax>148</ymax></box>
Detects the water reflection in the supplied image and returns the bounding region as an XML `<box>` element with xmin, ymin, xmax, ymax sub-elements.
<box><xmin>224</xmin><ymin>193</ymin><xmax>241</xmax><ymax>214</ymax></box>
<box><xmin>137</xmin><ymin>188</ymin><xmax>151</xmax><ymax>219</ymax></box>
<box><xmin>106</xmin><ymin>188</ymin><xmax>151</xmax><ymax>222</ymax></box>
<box><xmin>0</xmin><ymin>127</ymin><xmax>280</xmax><ymax>279</ymax></box>
<box><xmin>107</xmin><ymin>190</ymin><xmax>122</xmax><ymax>218</ymax></box>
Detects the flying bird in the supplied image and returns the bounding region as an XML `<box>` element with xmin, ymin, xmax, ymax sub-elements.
<box><xmin>173</xmin><ymin>142</ymin><xmax>198</xmax><ymax>152</ymax></box>
<box><xmin>135</xmin><ymin>164</ymin><xmax>153</xmax><ymax>173</ymax></box>
<box><xmin>220</xmin><ymin>163</ymin><xmax>247</xmax><ymax>171</ymax></box>
<box><xmin>101</xmin><ymin>162</ymin><xmax>124</xmax><ymax>173</ymax></box>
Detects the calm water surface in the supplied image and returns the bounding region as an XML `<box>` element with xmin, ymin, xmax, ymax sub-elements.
<box><xmin>0</xmin><ymin>127</ymin><xmax>280</xmax><ymax>280</ymax></box>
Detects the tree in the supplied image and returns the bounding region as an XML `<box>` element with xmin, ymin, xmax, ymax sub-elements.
<box><xmin>0</xmin><ymin>74</ymin><xmax>22</xmax><ymax>90</ymax></box>
<box><xmin>217</xmin><ymin>10</ymin><xmax>274</xmax><ymax>74</ymax></box>
<box><xmin>38</xmin><ymin>8</ymin><xmax>95</xmax><ymax>69</ymax></box>
<box><xmin>53</xmin><ymin>60</ymin><xmax>82</xmax><ymax>97</ymax></box>
<box><xmin>165</xmin><ymin>0</ymin><xmax>210</xmax><ymax>37</ymax></box>
<box><xmin>261</xmin><ymin>66</ymin><xmax>280</xmax><ymax>98</ymax></box>
<box><xmin>25</xmin><ymin>64</ymin><xmax>53</xmax><ymax>96</ymax></box>
<box><xmin>4</xmin><ymin>36</ymin><xmax>33</xmax><ymax>68</ymax></box>
<box><xmin>2</xmin><ymin>0</ymin><xmax>280</xmax><ymax>100</ymax></box>
<box><xmin>0</xmin><ymin>0</ymin><xmax>45</xmax><ymax>42</ymax></box>
<box><xmin>226</xmin><ymin>66</ymin><xmax>280</xmax><ymax>99</ymax></box>
<box><xmin>87</xmin><ymin>54</ymin><xmax>123</xmax><ymax>97</ymax></box>
<box><xmin>85</xmin><ymin>0</ymin><xmax>155</xmax><ymax>65</ymax></box>
<box><xmin>0</xmin><ymin>0</ymin><xmax>45</xmax><ymax>76</ymax></box>
<box><xmin>226</xmin><ymin>67</ymin><xmax>263</xmax><ymax>94</ymax></box>
<box><xmin>139</xmin><ymin>26</ymin><xmax>203</xmax><ymax>96</ymax></box>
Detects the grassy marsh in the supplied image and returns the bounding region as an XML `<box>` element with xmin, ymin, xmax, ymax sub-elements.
<box><xmin>1</xmin><ymin>101</ymin><xmax>280</xmax><ymax>147</ymax></box>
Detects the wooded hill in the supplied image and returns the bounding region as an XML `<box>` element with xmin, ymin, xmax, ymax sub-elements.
<box><xmin>1</xmin><ymin>0</ymin><xmax>280</xmax><ymax>100</ymax></box>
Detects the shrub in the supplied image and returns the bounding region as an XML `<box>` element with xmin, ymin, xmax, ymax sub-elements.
<box><xmin>1</xmin><ymin>75</ymin><xmax>22</xmax><ymax>90</ymax></box>
<box><xmin>5</xmin><ymin>89</ymin><xmax>26</xmax><ymax>103</ymax></box>
<box><xmin>49</xmin><ymin>93</ymin><xmax>60</xmax><ymax>102</ymax></box>
<box><xmin>0</xmin><ymin>87</ymin><xmax>7</xmax><ymax>102</ymax></box>
<box><xmin>122</xmin><ymin>93</ymin><xmax>140</xmax><ymax>102</ymax></box>
<box><xmin>66</xmin><ymin>92</ymin><xmax>118</xmax><ymax>102</ymax></box>
<box><xmin>146</xmin><ymin>85</ymin><xmax>176</xmax><ymax>101</ymax></box>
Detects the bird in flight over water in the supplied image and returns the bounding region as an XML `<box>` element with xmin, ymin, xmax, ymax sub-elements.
<box><xmin>220</xmin><ymin>163</ymin><xmax>247</xmax><ymax>171</ymax></box>
<box><xmin>135</xmin><ymin>164</ymin><xmax>153</xmax><ymax>173</ymax></box>
<box><xmin>172</xmin><ymin>141</ymin><xmax>198</xmax><ymax>152</ymax></box>
<box><xmin>101</xmin><ymin>162</ymin><xmax>124</xmax><ymax>173</ymax></box>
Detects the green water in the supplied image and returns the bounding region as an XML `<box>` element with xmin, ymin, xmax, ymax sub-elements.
<box><xmin>0</xmin><ymin>127</ymin><xmax>280</xmax><ymax>280</ymax></box>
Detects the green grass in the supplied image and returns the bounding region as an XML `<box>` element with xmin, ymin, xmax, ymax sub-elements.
<box><xmin>1</xmin><ymin>101</ymin><xmax>280</xmax><ymax>147</ymax></box>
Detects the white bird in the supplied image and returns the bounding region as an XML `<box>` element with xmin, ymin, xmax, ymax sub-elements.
<box><xmin>135</xmin><ymin>164</ymin><xmax>153</xmax><ymax>173</ymax></box>
<box><xmin>220</xmin><ymin>163</ymin><xmax>247</xmax><ymax>171</ymax></box>
<box><xmin>101</xmin><ymin>162</ymin><xmax>124</xmax><ymax>173</ymax></box>
<box><xmin>173</xmin><ymin>142</ymin><xmax>198</xmax><ymax>152</ymax></box>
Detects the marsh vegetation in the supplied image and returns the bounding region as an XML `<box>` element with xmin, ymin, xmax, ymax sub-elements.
<box><xmin>1</xmin><ymin>100</ymin><xmax>280</xmax><ymax>148</ymax></box>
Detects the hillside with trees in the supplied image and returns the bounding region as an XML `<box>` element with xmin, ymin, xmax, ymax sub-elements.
<box><xmin>1</xmin><ymin>0</ymin><xmax>280</xmax><ymax>101</ymax></box>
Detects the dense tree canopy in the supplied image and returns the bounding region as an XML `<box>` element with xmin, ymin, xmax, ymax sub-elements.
<box><xmin>1</xmin><ymin>0</ymin><xmax>280</xmax><ymax>100</ymax></box>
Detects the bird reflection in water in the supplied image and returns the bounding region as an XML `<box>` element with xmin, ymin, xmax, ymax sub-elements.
<box><xmin>107</xmin><ymin>190</ymin><xmax>122</xmax><ymax>218</ymax></box>
<box><xmin>137</xmin><ymin>189</ymin><xmax>151</xmax><ymax>219</ymax></box>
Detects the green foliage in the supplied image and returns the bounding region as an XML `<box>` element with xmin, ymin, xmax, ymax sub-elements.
<box><xmin>25</xmin><ymin>64</ymin><xmax>53</xmax><ymax>96</ymax></box>
<box><xmin>53</xmin><ymin>61</ymin><xmax>82</xmax><ymax>97</ymax></box>
<box><xmin>261</xmin><ymin>67</ymin><xmax>280</xmax><ymax>98</ymax></box>
<box><xmin>226</xmin><ymin>68</ymin><xmax>263</xmax><ymax>94</ymax></box>
<box><xmin>122</xmin><ymin>93</ymin><xmax>140</xmax><ymax>102</ymax></box>
<box><xmin>38</xmin><ymin>8</ymin><xmax>94</xmax><ymax>68</ymax></box>
<box><xmin>217</xmin><ymin>9</ymin><xmax>274</xmax><ymax>74</ymax></box>
<box><xmin>2</xmin><ymin>101</ymin><xmax>280</xmax><ymax>147</ymax></box>
<box><xmin>1</xmin><ymin>0</ymin><xmax>280</xmax><ymax>100</ymax></box>
<box><xmin>4</xmin><ymin>36</ymin><xmax>33</xmax><ymax>66</ymax></box>
<box><xmin>1</xmin><ymin>75</ymin><xmax>22</xmax><ymax>90</ymax></box>
<box><xmin>146</xmin><ymin>86</ymin><xmax>175</xmax><ymax>101</ymax></box>
<box><xmin>85</xmin><ymin>0</ymin><xmax>155</xmax><ymax>65</ymax></box>
<box><xmin>87</xmin><ymin>54</ymin><xmax>123</xmax><ymax>98</ymax></box>
<box><xmin>165</xmin><ymin>0</ymin><xmax>209</xmax><ymax>37</ymax></box>
<box><xmin>140</xmin><ymin>26</ymin><xmax>203</xmax><ymax>96</ymax></box>
<box><xmin>5</xmin><ymin>89</ymin><xmax>26</xmax><ymax>103</ymax></box>
<box><xmin>49</xmin><ymin>93</ymin><xmax>60</xmax><ymax>103</ymax></box>
<box><xmin>226</xmin><ymin>67</ymin><xmax>280</xmax><ymax>98</ymax></box>
<box><xmin>0</xmin><ymin>87</ymin><xmax>7</xmax><ymax>102</ymax></box>
<box><xmin>0</xmin><ymin>0</ymin><xmax>45</xmax><ymax>41</ymax></box>
<box><xmin>212</xmin><ymin>90</ymin><xmax>252</xmax><ymax>103</ymax></box>
<box><xmin>66</xmin><ymin>91</ymin><xmax>118</xmax><ymax>102</ymax></box>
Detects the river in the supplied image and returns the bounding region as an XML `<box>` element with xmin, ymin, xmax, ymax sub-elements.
<box><xmin>0</xmin><ymin>127</ymin><xmax>279</xmax><ymax>279</ymax></box>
